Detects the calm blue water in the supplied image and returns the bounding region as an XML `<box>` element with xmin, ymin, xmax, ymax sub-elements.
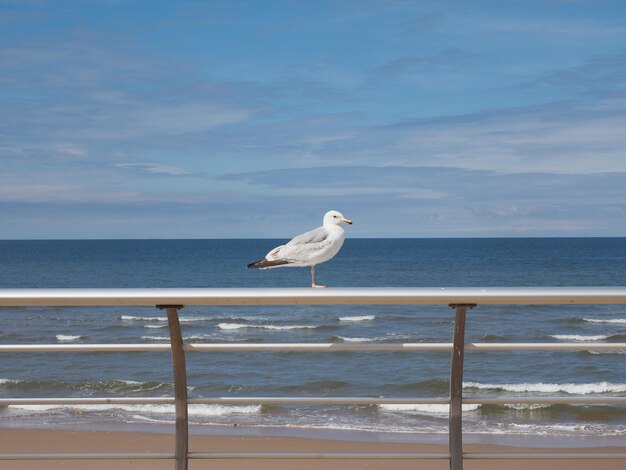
<box><xmin>1</xmin><ymin>238</ymin><xmax>626</xmax><ymax>442</ymax></box>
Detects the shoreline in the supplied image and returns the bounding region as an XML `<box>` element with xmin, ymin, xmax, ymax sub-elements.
<box><xmin>1</xmin><ymin>428</ymin><xmax>625</xmax><ymax>470</ymax></box>
<box><xmin>3</xmin><ymin>420</ymin><xmax>626</xmax><ymax>448</ymax></box>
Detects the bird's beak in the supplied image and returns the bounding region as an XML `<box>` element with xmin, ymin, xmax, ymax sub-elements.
<box><xmin>341</xmin><ymin>218</ymin><xmax>353</xmax><ymax>225</ymax></box>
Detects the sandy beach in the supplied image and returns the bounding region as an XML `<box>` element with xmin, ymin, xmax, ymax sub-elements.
<box><xmin>0</xmin><ymin>428</ymin><xmax>624</xmax><ymax>470</ymax></box>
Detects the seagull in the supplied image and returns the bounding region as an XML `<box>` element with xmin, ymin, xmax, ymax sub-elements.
<box><xmin>247</xmin><ymin>210</ymin><xmax>352</xmax><ymax>288</ymax></box>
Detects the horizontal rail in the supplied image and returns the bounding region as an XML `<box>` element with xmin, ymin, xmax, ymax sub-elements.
<box><xmin>192</xmin><ymin>452</ymin><xmax>626</xmax><ymax>459</ymax></box>
<box><xmin>0</xmin><ymin>452</ymin><xmax>450</xmax><ymax>460</ymax></box>
<box><xmin>3</xmin><ymin>452</ymin><xmax>625</xmax><ymax>460</ymax></box>
<box><xmin>189</xmin><ymin>397</ymin><xmax>448</xmax><ymax>405</ymax></box>
<box><xmin>189</xmin><ymin>452</ymin><xmax>451</xmax><ymax>459</ymax></box>
<box><xmin>186</xmin><ymin>343</ymin><xmax>454</xmax><ymax>351</ymax></box>
<box><xmin>0</xmin><ymin>397</ymin><xmax>175</xmax><ymax>405</ymax></box>
<box><xmin>1</xmin><ymin>342</ymin><xmax>625</xmax><ymax>353</ymax></box>
<box><xmin>463</xmin><ymin>397</ymin><xmax>626</xmax><ymax>405</ymax></box>
<box><xmin>3</xmin><ymin>396</ymin><xmax>626</xmax><ymax>406</ymax></box>
<box><xmin>464</xmin><ymin>453</ymin><xmax>626</xmax><ymax>459</ymax></box>
<box><xmin>0</xmin><ymin>344</ymin><xmax>173</xmax><ymax>352</ymax></box>
<box><xmin>2</xmin><ymin>287</ymin><xmax>626</xmax><ymax>306</ymax></box>
<box><xmin>0</xmin><ymin>397</ymin><xmax>450</xmax><ymax>406</ymax></box>
<box><xmin>465</xmin><ymin>343</ymin><xmax>626</xmax><ymax>351</ymax></box>
<box><xmin>0</xmin><ymin>453</ymin><xmax>175</xmax><ymax>460</ymax></box>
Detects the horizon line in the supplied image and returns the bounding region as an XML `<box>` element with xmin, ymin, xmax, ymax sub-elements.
<box><xmin>1</xmin><ymin>235</ymin><xmax>626</xmax><ymax>242</ymax></box>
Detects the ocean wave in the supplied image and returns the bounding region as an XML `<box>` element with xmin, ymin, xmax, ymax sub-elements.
<box><xmin>464</xmin><ymin>381</ymin><xmax>626</xmax><ymax>394</ymax></box>
<box><xmin>168</xmin><ymin>317</ymin><xmax>217</xmax><ymax>323</ymax></box>
<box><xmin>339</xmin><ymin>315</ymin><xmax>376</xmax><ymax>322</ymax></box>
<box><xmin>379</xmin><ymin>404</ymin><xmax>480</xmax><ymax>413</ymax></box>
<box><xmin>486</xmin><ymin>423</ymin><xmax>586</xmax><ymax>436</ymax></box>
<box><xmin>141</xmin><ymin>334</ymin><xmax>218</xmax><ymax>341</ymax></box>
<box><xmin>144</xmin><ymin>324</ymin><xmax>168</xmax><ymax>329</ymax></box>
<box><xmin>9</xmin><ymin>403</ymin><xmax>261</xmax><ymax>417</ymax></box>
<box><xmin>502</xmin><ymin>403</ymin><xmax>552</xmax><ymax>410</ymax></box>
<box><xmin>335</xmin><ymin>336</ymin><xmax>373</xmax><ymax>343</ymax></box>
<box><xmin>140</xmin><ymin>336</ymin><xmax>170</xmax><ymax>341</ymax></box>
<box><xmin>354</xmin><ymin>334</ymin><xmax>441</xmax><ymax>343</ymax></box>
<box><xmin>397</xmin><ymin>379</ymin><xmax>449</xmax><ymax>394</ymax></box>
<box><xmin>56</xmin><ymin>335</ymin><xmax>83</xmax><ymax>341</ymax></box>
<box><xmin>184</xmin><ymin>334</ymin><xmax>218</xmax><ymax>340</ymax></box>
<box><xmin>480</xmin><ymin>403</ymin><xmax>626</xmax><ymax>417</ymax></box>
<box><xmin>250</xmin><ymin>418</ymin><xmax>626</xmax><ymax>437</ymax></box>
<box><xmin>586</xmin><ymin>350</ymin><xmax>626</xmax><ymax>355</ymax></box>
<box><xmin>217</xmin><ymin>323</ymin><xmax>317</xmax><ymax>331</ymax></box>
<box><xmin>278</xmin><ymin>379</ymin><xmax>351</xmax><ymax>392</ymax></box>
<box><xmin>0</xmin><ymin>378</ymin><xmax>171</xmax><ymax>393</ymax></box>
<box><xmin>121</xmin><ymin>315</ymin><xmax>167</xmax><ymax>321</ymax></box>
<box><xmin>121</xmin><ymin>315</ymin><xmax>214</xmax><ymax>323</ymax></box>
<box><xmin>583</xmin><ymin>318</ymin><xmax>626</xmax><ymax>324</ymax></box>
<box><xmin>480</xmin><ymin>334</ymin><xmax>510</xmax><ymax>342</ymax></box>
<box><xmin>550</xmin><ymin>334</ymin><xmax>609</xmax><ymax>341</ymax></box>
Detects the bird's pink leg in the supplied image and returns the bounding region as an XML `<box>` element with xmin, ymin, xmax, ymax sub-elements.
<box><xmin>311</xmin><ymin>265</ymin><xmax>326</xmax><ymax>288</ymax></box>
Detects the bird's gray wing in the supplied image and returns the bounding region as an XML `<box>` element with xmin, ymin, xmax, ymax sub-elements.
<box><xmin>263</xmin><ymin>226</ymin><xmax>333</xmax><ymax>265</ymax></box>
<box><xmin>286</xmin><ymin>226</ymin><xmax>329</xmax><ymax>246</ymax></box>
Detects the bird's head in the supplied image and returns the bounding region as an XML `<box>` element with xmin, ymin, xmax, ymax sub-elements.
<box><xmin>324</xmin><ymin>210</ymin><xmax>352</xmax><ymax>226</ymax></box>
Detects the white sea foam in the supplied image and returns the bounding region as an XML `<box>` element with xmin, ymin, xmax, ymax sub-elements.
<box><xmin>183</xmin><ymin>334</ymin><xmax>215</xmax><ymax>340</ymax></box>
<box><xmin>464</xmin><ymin>381</ymin><xmax>626</xmax><ymax>394</ymax></box>
<box><xmin>189</xmin><ymin>404</ymin><xmax>261</xmax><ymax>416</ymax></box>
<box><xmin>144</xmin><ymin>324</ymin><xmax>168</xmax><ymax>329</ymax></box>
<box><xmin>280</xmin><ymin>421</ymin><xmax>446</xmax><ymax>435</ymax></box>
<box><xmin>218</xmin><ymin>323</ymin><xmax>316</xmax><ymax>331</ymax></box>
<box><xmin>339</xmin><ymin>315</ymin><xmax>376</xmax><ymax>322</ymax></box>
<box><xmin>115</xmin><ymin>380</ymin><xmax>143</xmax><ymax>385</ymax></box>
<box><xmin>217</xmin><ymin>323</ymin><xmax>247</xmax><ymax>330</ymax></box>
<box><xmin>178</xmin><ymin>317</ymin><xmax>216</xmax><ymax>323</ymax></box>
<box><xmin>142</xmin><ymin>334</ymin><xmax>216</xmax><ymax>341</ymax></box>
<box><xmin>245</xmin><ymin>419</ymin><xmax>624</xmax><ymax>437</ymax></box>
<box><xmin>337</xmin><ymin>336</ymin><xmax>372</xmax><ymax>343</ymax></box>
<box><xmin>379</xmin><ymin>404</ymin><xmax>480</xmax><ymax>413</ymax></box>
<box><xmin>503</xmin><ymin>403</ymin><xmax>551</xmax><ymax>410</ymax></box>
<box><xmin>129</xmin><ymin>415</ymin><xmax>173</xmax><ymax>424</ymax></box>
<box><xmin>502</xmin><ymin>423</ymin><xmax>589</xmax><ymax>435</ymax></box>
<box><xmin>583</xmin><ymin>318</ymin><xmax>626</xmax><ymax>324</ymax></box>
<box><xmin>589</xmin><ymin>350</ymin><xmax>626</xmax><ymax>355</ymax></box>
<box><xmin>56</xmin><ymin>335</ymin><xmax>82</xmax><ymax>341</ymax></box>
<box><xmin>121</xmin><ymin>315</ymin><xmax>213</xmax><ymax>323</ymax></box>
<box><xmin>9</xmin><ymin>403</ymin><xmax>261</xmax><ymax>416</ymax></box>
<box><xmin>550</xmin><ymin>334</ymin><xmax>609</xmax><ymax>341</ymax></box>
<box><xmin>229</xmin><ymin>316</ymin><xmax>270</xmax><ymax>322</ymax></box>
<box><xmin>1</xmin><ymin>378</ymin><xmax>162</xmax><ymax>392</ymax></box>
<box><xmin>121</xmin><ymin>315</ymin><xmax>167</xmax><ymax>321</ymax></box>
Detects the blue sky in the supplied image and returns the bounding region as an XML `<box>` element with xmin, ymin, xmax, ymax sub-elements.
<box><xmin>2</xmin><ymin>0</ymin><xmax>626</xmax><ymax>238</ymax></box>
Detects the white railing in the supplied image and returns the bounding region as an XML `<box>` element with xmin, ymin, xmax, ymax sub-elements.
<box><xmin>1</xmin><ymin>287</ymin><xmax>626</xmax><ymax>470</ymax></box>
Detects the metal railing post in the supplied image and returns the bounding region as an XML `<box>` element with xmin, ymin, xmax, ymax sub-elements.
<box><xmin>448</xmin><ymin>304</ymin><xmax>475</xmax><ymax>470</ymax></box>
<box><xmin>158</xmin><ymin>305</ymin><xmax>188</xmax><ymax>470</ymax></box>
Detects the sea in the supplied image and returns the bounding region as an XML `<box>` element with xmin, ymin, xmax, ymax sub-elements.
<box><xmin>1</xmin><ymin>238</ymin><xmax>626</xmax><ymax>446</ymax></box>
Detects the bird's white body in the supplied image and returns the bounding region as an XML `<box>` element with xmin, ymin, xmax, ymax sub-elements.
<box><xmin>263</xmin><ymin>223</ymin><xmax>346</xmax><ymax>268</ymax></box>
<box><xmin>247</xmin><ymin>210</ymin><xmax>352</xmax><ymax>288</ymax></box>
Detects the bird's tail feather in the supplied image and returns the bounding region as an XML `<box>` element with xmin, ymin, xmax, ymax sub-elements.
<box><xmin>247</xmin><ymin>258</ymin><xmax>291</xmax><ymax>269</ymax></box>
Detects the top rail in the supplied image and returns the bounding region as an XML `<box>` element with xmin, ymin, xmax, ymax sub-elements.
<box><xmin>2</xmin><ymin>287</ymin><xmax>626</xmax><ymax>307</ymax></box>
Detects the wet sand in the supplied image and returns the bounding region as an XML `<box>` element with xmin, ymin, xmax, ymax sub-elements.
<box><xmin>0</xmin><ymin>428</ymin><xmax>625</xmax><ymax>469</ymax></box>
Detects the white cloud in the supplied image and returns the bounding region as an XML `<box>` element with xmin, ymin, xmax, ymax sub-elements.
<box><xmin>310</xmin><ymin>101</ymin><xmax>626</xmax><ymax>174</ymax></box>
<box><xmin>114</xmin><ymin>163</ymin><xmax>193</xmax><ymax>176</ymax></box>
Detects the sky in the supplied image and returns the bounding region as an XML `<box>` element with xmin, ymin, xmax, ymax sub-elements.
<box><xmin>2</xmin><ymin>0</ymin><xmax>626</xmax><ymax>239</ymax></box>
